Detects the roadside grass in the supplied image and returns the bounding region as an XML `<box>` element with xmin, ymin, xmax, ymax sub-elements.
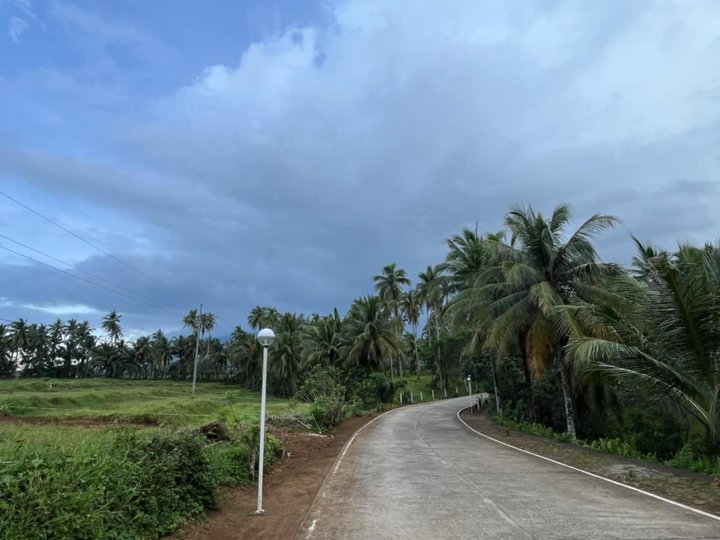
<box><xmin>0</xmin><ymin>421</ymin><xmax>282</xmax><ymax>539</ymax></box>
<box><xmin>400</xmin><ymin>374</ymin><xmax>435</xmax><ymax>401</ymax></box>
<box><xmin>0</xmin><ymin>379</ymin><xmax>298</xmax><ymax>539</ymax></box>
<box><xmin>0</xmin><ymin>378</ymin><xmax>307</xmax><ymax>425</ymax></box>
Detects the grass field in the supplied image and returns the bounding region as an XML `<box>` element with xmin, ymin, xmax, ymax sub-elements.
<box><xmin>0</xmin><ymin>378</ymin><xmax>307</xmax><ymax>425</ymax></box>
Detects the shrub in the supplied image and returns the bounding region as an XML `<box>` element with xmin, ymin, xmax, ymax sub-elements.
<box><xmin>0</xmin><ymin>424</ymin><xmax>282</xmax><ymax>539</ymax></box>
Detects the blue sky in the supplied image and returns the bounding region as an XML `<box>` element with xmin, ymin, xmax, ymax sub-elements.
<box><xmin>1</xmin><ymin>0</ymin><xmax>720</xmax><ymax>338</ymax></box>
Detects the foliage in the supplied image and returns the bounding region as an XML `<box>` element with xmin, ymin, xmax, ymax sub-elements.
<box><xmin>0</xmin><ymin>424</ymin><xmax>280</xmax><ymax>539</ymax></box>
<box><xmin>297</xmin><ymin>365</ymin><xmax>354</xmax><ymax>430</ymax></box>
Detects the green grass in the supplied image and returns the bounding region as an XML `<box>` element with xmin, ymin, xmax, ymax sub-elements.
<box><xmin>400</xmin><ymin>374</ymin><xmax>435</xmax><ymax>400</ymax></box>
<box><xmin>0</xmin><ymin>378</ymin><xmax>307</xmax><ymax>425</ymax></box>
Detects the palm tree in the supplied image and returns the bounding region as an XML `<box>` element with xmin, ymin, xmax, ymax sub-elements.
<box><xmin>373</xmin><ymin>263</ymin><xmax>411</xmax><ymax>379</ymax></box>
<box><xmin>9</xmin><ymin>319</ymin><xmax>29</xmax><ymax>370</ymax></box>
<box><xmin>302</xmin><ymin>309</ymin><xmax>344</xmax><ymax>368</ymax></box>
<box><xmin>0</xmin><ymin>324</ymin><xmax>16</xmax><ymax>377</ymax></box>
<box><xmin>74</xmin><ymin>320</ymin><xmax>95</xmax><ymax>378</ymax></box>
<box><xmin>183</xmin><ymin>309</ymin><xmax>199</xmax><ymax>333</ymax></box>
<box><xmin>441</xmin><ymin>227</ymin><xmax>502</xmax><ymax>292</ymax></box>
<box><xmin>567</xmin><ymin>241</ymin><xmax>720</xmax><ymax>450</ymax></box>
<box><xmin>151</xmin><ymin>330</ymin><xmax>172</xmax><ymax>377</ymax></box>
<box><xmin>101</xmin><ymin>311</ymin><xmax>123</xmax><ymax>346</ymax></box>
<box><xmin>473</xmin><ymin>204</ymin><xmax>621</xmax><ymax>436</ymax></box>
<box><xmin>401</xmin><ymin>291</ymin><xmax>421</xmax><ymax>374</ymax></box>
<box><xmin>417</xmin><ymin>265</ymin><xmax>449</xmax><ymax>387</ymax></box>
<box><xmin>344</xmin><ymin>295</ymin><xmax>401</xmax><ymax>373</ymax></box>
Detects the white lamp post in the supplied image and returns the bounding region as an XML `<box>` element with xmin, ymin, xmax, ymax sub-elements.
<box><xmin>466</xmin><ymin>375</ymin><xmax>472</xmax><ymax>413</ymax></box>
<box><xmin>255</xmin><ymin>327</ymin><xmax>275</xmax><ymax>515</ymax></box>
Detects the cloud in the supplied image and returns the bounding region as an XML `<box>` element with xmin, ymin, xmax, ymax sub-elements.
<box><xmin>2</xmin><ymin>0</ymin><xmax>720</xmax><ymax>336</ymax></box>
<box><xmin>21</xmin><ymin>303</ymin><xmax>99</xmax><ymax>315</ymax></box>
<box><xmin>9</xmin><ymin>15</ymin><xmax>28</xmax><ymax>41</ymax></box>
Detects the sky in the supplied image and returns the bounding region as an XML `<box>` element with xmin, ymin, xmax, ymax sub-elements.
<box><xmin>1</xmin><ymin>0</ymin><xmax>719</xmax><ymax>339</ymax></box>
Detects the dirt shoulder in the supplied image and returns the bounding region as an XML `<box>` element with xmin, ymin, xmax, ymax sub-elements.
<box><xmin>171</xmin><ymin>414</ymin><xmax>377</xmax><ymax>540</ymax></box>
<box><xmin>460</xmin><ymin>410</ymin><xmax>720</xmax><ymax>516</ymax></box>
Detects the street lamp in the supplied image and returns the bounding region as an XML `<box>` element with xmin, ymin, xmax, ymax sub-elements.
<box><xmin>255</xmin><ymin>327</ymin><xmax>275</xmax><ymax>515</ymax></box>
<box><xmin>466</xmin><ymin>375</ymin><xmax>472</xmax><ymax>413</ymax></box>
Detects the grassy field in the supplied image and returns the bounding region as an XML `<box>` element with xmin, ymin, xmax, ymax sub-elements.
<box><xmin>0</xmin><ymin>378</ymin><xmax>307</xmax><ymax>425</ymax></box>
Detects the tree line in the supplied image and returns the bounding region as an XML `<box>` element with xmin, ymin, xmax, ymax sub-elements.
<box><xmin>2</xmin><ymin>202</ymin><xmax>719</xmax><ymax>457</ymax></box>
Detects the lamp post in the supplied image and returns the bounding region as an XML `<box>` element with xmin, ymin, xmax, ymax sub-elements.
<box><xmin>466</xmin><ymin>375</ymin><xmax>472</xmax><ymax>413</ymax></box>
<box><xmin>255</xmin><ymin>327</ymin><xmax>275</xmax><ymax>515</ymax></box>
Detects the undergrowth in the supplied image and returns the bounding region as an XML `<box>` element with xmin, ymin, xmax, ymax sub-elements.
<box><xmin>493</xmin><ymin>413</ymin><xmax>720</xmax><ymax>476</ymax></box>
<box><xmin>0</xmin><ymin>422</ymin><xmax>282</xmax><ymax>540</ymax></box>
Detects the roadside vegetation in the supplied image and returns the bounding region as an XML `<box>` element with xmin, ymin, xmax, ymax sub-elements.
<box><xmin>2</xmin><ymin>201</ymin><xmax>720</xmax><ymax>535</ymax></box>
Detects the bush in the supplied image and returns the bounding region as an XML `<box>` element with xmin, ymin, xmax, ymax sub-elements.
<box><xmin>297</xmin><ymin>366</ymin><xmax>354</xmax><ymax>430</ymax></box>
<box><xmin>0</xmin><ymin>424</ymin><xmax>282</xmax><ymax>539</ymax></box>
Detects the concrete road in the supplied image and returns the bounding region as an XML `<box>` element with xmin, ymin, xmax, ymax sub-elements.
<box><xmin>297</xmin><ymin>398</ymin><xmax>720</xmax><ymax>540</ymax></box>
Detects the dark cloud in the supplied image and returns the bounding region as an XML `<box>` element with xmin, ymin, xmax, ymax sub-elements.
<box><xmin>2</xmin><ymin>0</ymin><xmax>720</xmax><ymax>336</ymax></box>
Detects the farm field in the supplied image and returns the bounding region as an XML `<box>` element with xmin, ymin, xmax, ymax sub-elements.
<box><xmin>0</xmin><ymin>378</ymin><xmax>306</xmax><ymax>426</ymax></box>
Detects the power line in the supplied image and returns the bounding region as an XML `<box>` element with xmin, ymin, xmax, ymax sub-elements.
<box><xmin>0</xmin><ymin>243</ymin><xmax>183</xmax><ymax>314</ymax></box>
<box><xmin>0</xmin><ymin>190</ymin><xmax>198</xmax><ymax>304</ymax></box>
<box><xmin>0</xmin><ymin>233</ymin><xmax>170</xmax><ymax>308</ymax></box>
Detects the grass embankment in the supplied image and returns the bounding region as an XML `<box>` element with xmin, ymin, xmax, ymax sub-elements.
<box><xmin>0</xmin><ymin>378</ymin><xmax>306</xmax><ymax>424</ymax></box>
<box><xmin>0</xmin><ymin>379</ymin><xmax>303</xmax><ymax>539</ymax></box>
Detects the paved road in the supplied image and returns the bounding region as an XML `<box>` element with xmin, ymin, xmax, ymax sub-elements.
<box><xmin>297</xmin><ymin>397</ymin><xmax>720</xmax><ymax>540</ymax></box>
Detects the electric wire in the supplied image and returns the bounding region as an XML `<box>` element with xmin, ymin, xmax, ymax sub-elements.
<box><xmin>0</xmin><ymin>232</ymin><xmax>170</xmax><ymax>308</ymax></box>
<box><xmin>0</xmin><ymin>243</ymin><xmax>183</xmax><ymax>314</ymax></box>
<box><xmin>0</xmin><ymin>190</ymin><xmax>199</xmax><ymax>304</ymax></box>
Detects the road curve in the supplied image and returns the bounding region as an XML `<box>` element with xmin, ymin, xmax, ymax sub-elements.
<box><xmin>297</xmin><ymin>397</ymin><xmax>720</xmax><ymax>540</ymax></box>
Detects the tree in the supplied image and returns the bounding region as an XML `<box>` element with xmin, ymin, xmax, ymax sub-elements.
<box><xmin>344</xmin><ymin>296</ymin><xmax>401</xmax><ymax>373</ymax></box>
<box><xmin>474</xmin><ymin>204</ymin><xmax>621</xmax><ymax>436</ymax></box>
<box><xmin>400</xmin><ymin>291</ymin><xmax>421</xmax><ymax>374</ymax></box>
<box><xmin>0</xmin><ymin>324</ymin><xmax>16</xmax><ymax>377</ymax></box>
<box><xmin>568</xmin><ymin>241</ymin><xmax>720</xmax><ymax>450</ymax></box>
<box><xmin>373</xmin><ymin>263</ymin><xmax>410</xmax><ymax>378</ymax></box>
<box><xmin>102</xmin><ymin>311</ymin><xmax>123</xmax><ymax>346</ymax></box>
<box><xmin>302</xmin><ymin>309</ymin><xmax>344</xmax><ymax>368</ymax></box>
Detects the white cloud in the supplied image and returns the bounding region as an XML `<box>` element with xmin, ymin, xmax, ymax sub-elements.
<box><xmin>22</xmin><ymin>303</ymin><xmax>99</xmax><ymax>315</ymax></box>
<box><xmin>9</xmin><ymin>16</ymin><xmax>28</xmax><ymax>41</ymax></box>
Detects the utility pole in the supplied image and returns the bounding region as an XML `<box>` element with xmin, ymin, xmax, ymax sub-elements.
<box><xmin>191</xmin><ymin>303</ymin><xmax>203</xmax><ymax>396</ymax></box>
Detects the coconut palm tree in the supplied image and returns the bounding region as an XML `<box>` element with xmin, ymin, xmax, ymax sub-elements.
<box><xmin>401</xmin><ymin>290</ymin><xmax>422</xmax><ymax>374</ymax></box>
<box><xmin>183</xmin><ymin>309</ymin><xmax>199</xmax><ymax>333</ymax></box>
<box><xmin>0</xmin><ymin>324</ymin><xmax>16</xmax><ymax>377</ymax></box>
<box><xmin>344</xmin><ymin>295</ymin><xmax>401</xmax><ymax>373</ymax></box>
<box><xmin>302</xmin><ymin>309</ymin><xmax>344</xmax><ymax>368</ymax></box>
<box><xmin>567</xmin><ymin>241</ymin><xmax>720</xmax><ymax>450</ymax></box>
<box><xmin>473</xmin><ymin>204</ymin><xmax>621</xmax><ymax>436</ymax></box>
<box><xmin>373</xmin><ymin>263</ymin><xmax>411</xmax><ymax>378</ymax></box>
<box><xmin>101</xmin><ymin>311</ymin><xmax>123</xmax><ymax>346</ymax></box>
<box><xmin>9</xmin><ymin>319</ymin><xmax>29</xmax><ymax>371</ymax></box>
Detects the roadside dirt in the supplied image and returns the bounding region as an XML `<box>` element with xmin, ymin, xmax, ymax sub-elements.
<box><xmin>460</xmin><ymin>410</ymin><xmax>720</xmax><ymax>516</ymax></box>
<box><xmin>171</xmin><ymin>414</ymin><xmax>376</xmax><ymax>540</ymax></box>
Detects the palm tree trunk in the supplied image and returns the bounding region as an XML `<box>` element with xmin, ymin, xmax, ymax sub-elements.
<box><xmin>490</xmin><ymin>359</ymin><xmax>501</xmax><ymax>414</ymax></box>
<box><xmin>519</xmin><ymin>336</ymin><xmax>536</xmax><ymax>421</ymax></box>
<box><xmin>559</xmin><ymin>362</ymin><xmax>576</xmax><ymax>438</ymax></box>
<box><xmin>413</xmin><ymin>323</ymin><xmax>420</xmax><ymax>375</ymax></box>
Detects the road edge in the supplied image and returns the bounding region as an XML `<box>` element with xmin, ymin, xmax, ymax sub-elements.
<box><xmin>456</xmin><ymin>407</ymin><xmax>720</xmax><ymax>523</ymax></box>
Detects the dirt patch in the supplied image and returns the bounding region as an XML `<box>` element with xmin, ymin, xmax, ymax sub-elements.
<box><xmin>460</xmin><ymin>410</ymin><xmax>720</xmax><ymax>516</ymax></box>
<box><xmin>170</xmin><ymin>414</ymin><xmax>376</xmax><ymax>540</ymax></box>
